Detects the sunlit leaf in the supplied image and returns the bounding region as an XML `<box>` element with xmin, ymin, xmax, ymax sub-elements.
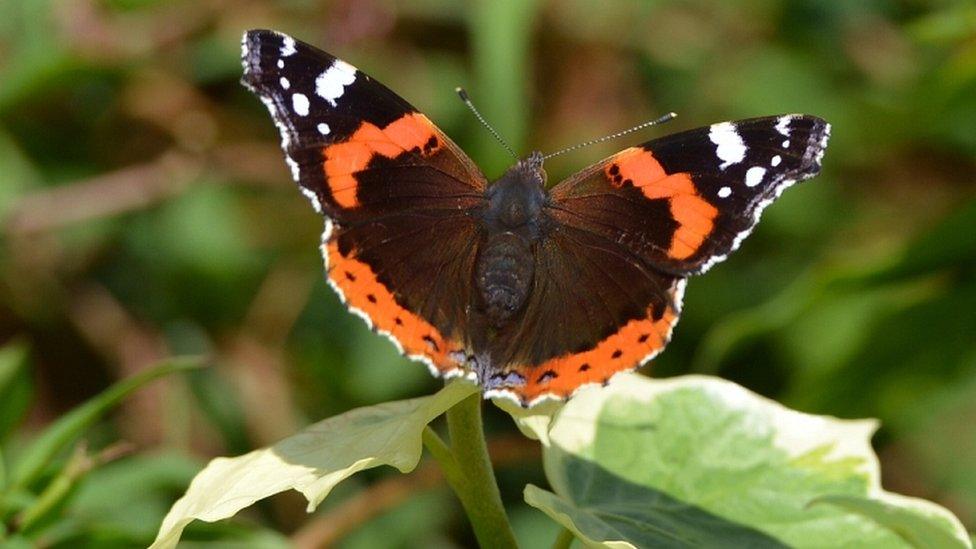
<box><xmin>150</xmin><ymin>379</ymin><xmax>478</xmax><ymax>549</ymax></box>
<box><xmin>813</xmin><ymin>494</ymin><xmax>968</xmax><ymax>549</ymax></box>
<box><xmin>491</xmin><ymin>397</ymin><xmax>560</xmax><ymax>445</ymax></box>
<box><xmin>521</xmin><ymin>373</ymin><xmax>970</xmax><ymax>548</ymax></box>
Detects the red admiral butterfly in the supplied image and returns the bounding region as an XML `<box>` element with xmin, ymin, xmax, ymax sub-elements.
<box><xmin>241</xmin><ymin>30</ymin><xmax>830</xmax><ymax>407</ymax></box>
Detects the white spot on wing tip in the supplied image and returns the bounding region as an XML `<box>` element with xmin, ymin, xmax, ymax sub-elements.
<box><xmin>718</xmin><ymin>186</ymin><xmax>732</xmax><ymax>198</ymax></box>
<box><xmin>292</xmin><ymin>93</ymin><xmax>310</xmax><ymax>116</ymax></box>
<box><xmin>745</xmin><ymin>166</ymin><xmax>766</xmax><ymax>187</ymax></box>
<box><xmin>279</xmin><ymin>77</ymin><xmax>290</xmax><ymax>89</ymax></box>
<box><xmin>280</xmin><ymin>35</ymin><xmax>297</xmax><ymax>57</ymax></box>
<box><xmin>316</xmin><ymin>59</ymin><xmax>358</xmax><ymax>106</ymax></box>
<box><xmin>317</xmin><ymin>122</ymin><xmax>331</xmax><ymax>135</ymax></box>
<box><xmin>335</xmin><ymin>59</ymin><xmax>358</xmax><ymax>74</ymax></box>
<box><xmin>775</xmin><ymin>115</ymin><xmax>793</xmax><ymax>137</ymax></box>
<box><xmin>694</xmin><ymin>171</ymin><xmax>801</xmax><ymax>275</ymax></box>
<box><xmin>771</xmin><ymin>155</ymin><xmax>782</xmax><ymax>167</ymax></box>
<box><xmin>709</xmin><ymin>122</ymin><xmax>747</xmax><ymax>170</ymax></box>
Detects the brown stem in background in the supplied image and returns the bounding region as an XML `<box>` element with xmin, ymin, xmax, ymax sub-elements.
<box><xmin>5</xmin><ymin>152</ymin><xmax>199</xmax><ymax>236</ymax></box>
<box><xmin>67</xmin><ymin>283</ymin><xmax>171</xmax><ymax>446</ymax></box>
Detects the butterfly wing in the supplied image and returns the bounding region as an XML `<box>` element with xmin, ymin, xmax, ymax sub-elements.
<box><xmin>483</xmin><ymin>226</ymin><xmax>684</xmax><ymax>406</ymax></box>
<box><xmin>548</xmin><ymin>115</ymin><xmax>830</xmax><ymax>274</ymax></box>
<box><xmin>488</xmin><ymin>115</ymin><xmax>830</xmax><ymax>405</ymax></box>
<box><xmin>241</xmin><ymin>30</ymin><xmax>487</xmax><ymax>376</ymax></box>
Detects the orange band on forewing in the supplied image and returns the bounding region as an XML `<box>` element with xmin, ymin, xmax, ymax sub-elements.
<box><xmin>324</xmin><ymin>142</ymin><xmax>372</xmax><ymax>207</ymax></box>
<box><xmin>668</xmin><ymin>194</ymin><xmax>719</xmax><ymax>259</ymax></box>
<box><xmin>325</xmin><ymin>240</ymin><xmax>462</xmax><ymax>373</ymax></box>
<box><xmin>508</xmin><ymin>305</ymin><xmax>678</xmax><ymax>403</ymax></box>
<box><xmin>384</xmin><ymin>114</ymin><xmax>437</xmax><ymax>151</ymax></box>
<box><xmin>609</xmin><ymin>147</ymin><xmax>667</xmax><ymax>190</ymax></box>
<box><xmin>323</xmin><ymin>113</ymin><xmax>441</xmax><ymax>209</ymax></box>
<box><xmin>605</xmin><ymin>148</ymin><xmax>719</xmax><ymax>260</ymax></box>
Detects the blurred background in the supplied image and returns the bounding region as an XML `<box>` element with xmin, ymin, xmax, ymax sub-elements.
<box><xmin>1</xmin><ymin>0</ymin><xmax>974</xmax><ymax>546</ymax></box>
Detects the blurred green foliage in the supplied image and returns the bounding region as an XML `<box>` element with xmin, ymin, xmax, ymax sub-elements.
<box><xmin>0</xmin><ymin>0</ymin><xmax>974</xmax><ymax>546</ymax></box>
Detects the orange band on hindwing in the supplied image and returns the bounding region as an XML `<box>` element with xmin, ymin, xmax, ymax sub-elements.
<box><xmin>324</xmin><ymin>239</ymin><xmax>463</xmax><ymax>374</ymax></box>
<box><xmin>323</xmin><ymin>113</ymin><xmax>442</xmax><ymax>209</ymax></box>
<box><xmin>606</xmin><ymin>148</ymin><xmax>719</xmax><ymax>260</ymax></box>
<box><xmin>504</xmin><ymin>301</ymin><xmax>680</xmax><ymax>404</ymax></box>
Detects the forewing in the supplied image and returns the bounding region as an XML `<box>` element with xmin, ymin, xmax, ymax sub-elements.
<box><xmin>241</xmin><ymin>30</ymin><xmax>487</xmax><ymax>376</ymax></box>
<box><xmin>548</xmin><ymin>115</ymin><xmax>830</xmax><ymax>275</ymax></box>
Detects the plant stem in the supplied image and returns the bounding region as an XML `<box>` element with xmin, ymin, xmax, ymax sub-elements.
<box><xmin>551</xmin><ymin>527</ymin><xmax>574</xmax><ymax>549</ymax></box>
<box><xmin>423</xmin><ymin>392</ymin><xmax>518</xmax><ymax>548</ymax></box>
<box><xmin>421</xmin><ymin>427</ymin><xmax>468</xmax><ymax>496</ymax></box>
<box><xmin>446</xmin><ymin>393</ymin><xmax>518</xmax><ymax>548</ymax></box>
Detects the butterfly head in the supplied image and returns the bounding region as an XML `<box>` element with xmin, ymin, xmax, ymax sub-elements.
<box><xmin>485</xmin><ymin>151</ymin><xmax>548</xmax><ymax>232</ymax></box>
<box><xmin>515</xmin><ymin>151</ymin><xmax>546</xmax><ymax>178</ymax></box>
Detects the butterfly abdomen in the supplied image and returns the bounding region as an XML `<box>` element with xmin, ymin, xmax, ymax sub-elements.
<box><xmin>476</xmin><ymin>232</ymin><xmax>534</xmax><ymax>326</ymax></box>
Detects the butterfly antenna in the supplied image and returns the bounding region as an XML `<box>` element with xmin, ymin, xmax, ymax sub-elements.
<box><xmin>456</xmin><ymin>87</ymin><xmax>518</xmax><ymax>160</ymax></box>
<box><xmin>542</xmin><ymin>112</ymin><xmax>678</xmax><ymax>160</ymax></box>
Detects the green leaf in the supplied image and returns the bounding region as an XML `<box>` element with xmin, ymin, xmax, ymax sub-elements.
<box><xmin>66</xmin><ymin>452</ymin><xmax>204</xmax><ymax>542</ymax></box>
<box><xmin>520</xmin><ymin>373</ymin><xmax>971</xmax><ymax>549</ymax></box>
<box><xmin>7</xmin><ymin>357</ymin><xmax>201</xmax><ymax>492</ymax></box>
<box><xmin>150</xmin><ymin>379</ymin><xmax>479</xmax><ymax>549</ymax></box>
<box><xmin>524</xmin><ymin>482</ymin><xmax>786</xmax><ymax>549</ymax></box>
<box><xmin>813</xmin><ymin>494</ymin><xmax>968</xmax><ymax>549</ymax></box>
<box><xmin>0</xmin><ymin>342</ymin><xmax>33</xmax><ymax>443</ymax></box>
<box><xmin>491</xmin><ymin>397</ymin><xmax>561</xmax><ymax>445</ymax></box>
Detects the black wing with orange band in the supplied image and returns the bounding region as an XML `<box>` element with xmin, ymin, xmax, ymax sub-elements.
<box><xmin>241</xmin><ymin>30</ymin><xmax>487</xmax><ymax>377</ymax></box>
<box><xmin>549</xmin><ymin>115</ymin><xmax>830</xmax><ymax>275</ymax></box>
<box><xmin>487</xmin><ymin>115</ymin><xmax>830</xmax><ymax>405</ymax></box>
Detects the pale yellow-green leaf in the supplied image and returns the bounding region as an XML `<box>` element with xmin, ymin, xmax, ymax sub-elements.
<box><xmin>517</xmin><ymin>373</ymin><xmax>971</xmax><ymax>548</ymax></box>
<box><xmin>491</xmin><ymin>396</ymin><xmax>561</xmax><ymax>444</ymax></box>
<box><xmin>150</xmin><ymin>379</ymin><xmax>477</xmax><ymax>549</ymax></box>
<box><xmin>523</xmin><ymin>485</ymin><xmax>634</xmax><ymax>549</ymax></box>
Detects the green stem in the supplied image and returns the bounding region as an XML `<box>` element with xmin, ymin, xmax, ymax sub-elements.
<box><xmin>446</xmin><ymin>393</ymin><xmax>518</xmax><ymax>548</ymax></box>
<box><xmin>421</xmin><ymin>427</ymin><xmax>468</xmax><ymax>497</ymax></box>
<box><xmin>551</xmin><ymin>527</ymin><xmax>574</xmax><ymax>549</ymax></box>
<box><xmin>423</xmin><ymin>393</ymin><xmax>518</xmax><ymax>548</ymax></box>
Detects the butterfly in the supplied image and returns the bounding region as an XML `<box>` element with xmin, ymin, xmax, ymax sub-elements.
<box><xmin>240</xmin><ymin>29</ymin><xmax>830</xmax><ymax>407</ymax></box>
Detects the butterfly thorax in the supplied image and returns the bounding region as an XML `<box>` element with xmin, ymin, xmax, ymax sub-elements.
<box><xmin>476</xmin><ymin>152</ymin><xmax>549</xmax><ymax>327</ymax></box>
